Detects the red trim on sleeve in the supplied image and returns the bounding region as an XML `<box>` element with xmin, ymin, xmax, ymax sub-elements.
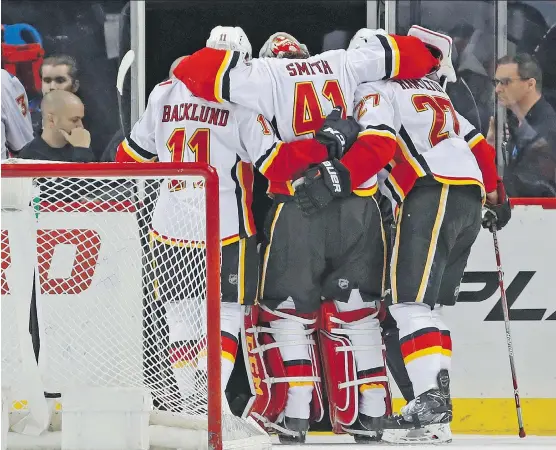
<box><xmin>340</xmin><ymin>134</ymin><xmax>396</xmax><ymax>191</ymax></box>
<box><xmin>470</xmin><ymin>138</ymin><xmax>498</xmax><ymax>193</ymax></box>
<box><xmin>263</xmin><ymin>140</ymin><xmax>328</xmax><ymax>182</ymax></box>
<box><xmin>391</xmin><ymin>35</ymin><xmax>439</xmax><ymax>79</ymax></box>
<box><xmin>173</xmin><ymin>47</ymin><xmax>227</xmax><ymax>102</ymax></box>
<box><xmin>114</xmin><ymin>142</ymin><xmax>138</xmax><ymax>163</ymax></box>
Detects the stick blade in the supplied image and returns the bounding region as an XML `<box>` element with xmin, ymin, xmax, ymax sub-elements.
<box><xmin>116</xmin><ymin>50</ymin><xmax>135</xmax><ymax>95</ymax></box>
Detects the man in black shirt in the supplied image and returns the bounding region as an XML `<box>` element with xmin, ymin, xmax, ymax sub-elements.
<box><xmin>488</xmin><ymin>53</ymin><xmax>556</xmax><ymax>197</ymax></box>
<box><xmin>18</xmin><ymin>89</ymin><xmax>94</xmax><ymax>162</ymax></box>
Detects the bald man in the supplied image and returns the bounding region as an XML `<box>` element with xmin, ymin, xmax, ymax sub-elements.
<box><xmin>18</xmin><ymin>90</ymin><xmax>94</xmax><ymax>161</ymax></box>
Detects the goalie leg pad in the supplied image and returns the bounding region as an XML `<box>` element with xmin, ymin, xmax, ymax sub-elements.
<box><xmin>242</xmin><ymin>300</ymin><xmax>323</xmax><ymax>433</ymax></box>
<box><xmin>320</xmin><ymin>290</ymin><xmax>391</xmax><ymax>433</ymax></box>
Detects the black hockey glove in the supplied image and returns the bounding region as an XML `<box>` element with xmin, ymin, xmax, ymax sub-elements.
<box><xmin>316</xmin><ymin>106</ymin><xmax>360</xmax><ymax>159</ymax></box>
<box><xmin>482</xmin><ymin>180</ymin><xmax>511</xmax><ymax>231</ymax></box>
<box><xmin>293</xmin><ymin>159</ymin><xmax>351</xmax><ymax>216</ymax></box>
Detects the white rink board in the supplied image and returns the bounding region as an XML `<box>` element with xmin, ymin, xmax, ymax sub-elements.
<box><xmin>443</xmin><ymin>205</ymin><xmax>556</xmax><ymax>399</ymax></box>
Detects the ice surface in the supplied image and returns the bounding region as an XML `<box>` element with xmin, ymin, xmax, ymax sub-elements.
<box><xmin>276</xmin><ymin>433</ymin><xmax>556</xmax><ymax>448</ymax></box>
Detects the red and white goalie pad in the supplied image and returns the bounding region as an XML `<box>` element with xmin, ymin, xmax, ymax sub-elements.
<box><xmin>241</xmin><ymin>304</ymin><xmax>323</xmax><ymax>432</ymax></box>
<box><xmin>319</xmin><ymin>300</ymin><xmax>392</xmax><ymax>433</ymax></box>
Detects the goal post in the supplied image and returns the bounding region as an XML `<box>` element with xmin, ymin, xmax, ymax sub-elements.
<box><xmin>0</xmin><ymin>161</ymin><xmax>270</xmax><ymax>450</ymax></box>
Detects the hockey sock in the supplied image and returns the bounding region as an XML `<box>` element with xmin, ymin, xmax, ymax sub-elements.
<box><xmin>166</xmin><ymin>301</ymin><xmax>207</xmax><ymax>407</ymax></box>
<box><xmin>432</xmin><ymin>305</ymin><xmax>452</xmax><ymax>372</ymax></box>
<box><xmin>170</xmin><ymin>339</ymin><xmax>204</xmax><ymax>407</ymax></box>
<box><xmin>269</xmin><ymin>298</ymin><xmax>314</xmax><ymax>420</ymax></box>
<box><xmin>335</xmin><ymin>291</ymin><xmax>387</xmax><ymax>418</ymax></box>
<box><xmin>389</xmin><ymin>302</ymin><xmax>442</xmax><ymax>398</ymax></box>
<box><xmin>219</xmin><ymin>302</ymin><xmax>242</xmax><ymax>391</ymax></box>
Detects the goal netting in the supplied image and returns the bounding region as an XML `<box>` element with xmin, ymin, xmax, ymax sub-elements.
<box><xmin>1</xmin><ymin>161</ymin><xmax>271</xmax><ymax>450</ymax></box>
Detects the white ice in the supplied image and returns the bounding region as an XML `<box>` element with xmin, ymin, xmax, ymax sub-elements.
<box><xmin>276</xmin><ymin>433</ymin><xmax>556</xmax><ymax>448</ymax></box>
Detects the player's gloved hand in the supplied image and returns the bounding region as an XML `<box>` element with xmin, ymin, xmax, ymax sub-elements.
<box><xmin>482</xmin><ymin>180</ymin><xmax>511</xmax><ymax>231</ymax></box>
<box><xmin>293</xmin><ymin>158</ymin><xmax>351</xmax><ymax>216</ymax></box>
<box><xmin>316</xmin><ymin>106</ymin><xmax>360</xmax><ymax>159</ymax></box>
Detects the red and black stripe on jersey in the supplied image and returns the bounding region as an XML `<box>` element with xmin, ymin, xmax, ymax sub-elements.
<box><xmin>173</xmin><ymin>48</ymin><xmax>241</xmax><ymax>104</ymax></box>
<box><xmin>230</xmin><ymin>156</ymin><xmax>256</xmax><ymax>239</ymax></box>
<box><xmin>115</xmin><ymin>135</ymin><xmax>156</xmax><ymax>163</ymax></box>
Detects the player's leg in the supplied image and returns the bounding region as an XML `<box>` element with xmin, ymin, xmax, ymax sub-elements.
<box><xmin>378</xmin><ymin>193</ymin><xmax>416</xmax><ymax>404</ymax></box>
<box><xmin>252</xmin><ymin>200</ymin><xmax>325</xmax><ymax>442</ymax></box>
<box><xmin>321</xmin><ymin>196</ymin><xmax>390</xmax><ymax>440</ymax></box>
<box><xmin>386</xmin><ymin>183</ymin><xmax>455</xmax><ymax>428</ymax></box>
<box><xmin>196</xmin><ymin>235</ymin><xmax>259</xmax><ymax>395</ymax></box>
<box><xmin>381</xmin><ymin>308</ymin><xmax>415</xmax><ymax>402</ymax></box>
<box><xmin>435</xmin><ymin>185</ymin><xmax>483</xmax><ymax>401</ymax></box>
<box><xmin>150</xmin><ymin>236</ymin><xmax>206</xmax><ymax>411</ymax></box>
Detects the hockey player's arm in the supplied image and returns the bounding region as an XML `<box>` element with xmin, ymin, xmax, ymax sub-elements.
<box><xmin>347</xmin><ymin>34</ymin><xmax>439</xmax><ymax>83</ymax></box>
<box><xmin>2</xmin><ymin>72</ymin><xmax>33</xmax><ymax>155</ymax></box>
<box><xmin>457</xmin><ymin>112</ymin><xmax>499</xmax><ymax>193</ymax></box>
<box><xmin>341</xmin><ymin>84</ymin><xmax>397</xmax><ymax>190</ymax></box>
<box><xmin>237</xmin><ymin>111</ymin><xmax>328</xmax><ymax>182</ymax></box>
<box><xmin>173</xmin><ymin>50</ymin><xmax>275</xmax><ymax>118</ymax></box>
<box><xmin>115</xmin><ymin>89</ymin><xmax>159</xmax><ymax>163</ymax></box>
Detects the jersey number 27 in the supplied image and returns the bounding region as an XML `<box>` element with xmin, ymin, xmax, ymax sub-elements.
<box><xmin>412</xmin><ymin>94</ymin><xmax>460</xmax><ymax>147</ymax></box>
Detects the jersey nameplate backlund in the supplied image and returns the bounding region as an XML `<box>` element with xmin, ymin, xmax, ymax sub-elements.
<box><xmin>162</xmin><ymin>102</ymin><xmax>230</xmax><ymax>127</ymax></box>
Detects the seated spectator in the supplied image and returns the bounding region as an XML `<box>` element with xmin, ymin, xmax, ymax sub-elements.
<box><xmin>487</xmin><ymin>53</ymin><xmax>556</xmax><ymax>197</ymax></box>
<box><xmin>1</xmin><ymin>69</ymin><xmax>33</xmax><ymax>159</ymax></box>
<box><xmin>30</xmin><ymin>54</ymin><xmax>80</xmax><ymax>135</ymax></box>
<box><xmin>18</xmin><ymin>90</ymin><xmax>94</xmax><ymax>162</ymax></box>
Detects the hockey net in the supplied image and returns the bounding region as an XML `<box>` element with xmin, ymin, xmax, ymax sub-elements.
<box><xmin>1</xmin><ymin>161</ymin><xmax>271</xmax><ymax>450</ymax></box>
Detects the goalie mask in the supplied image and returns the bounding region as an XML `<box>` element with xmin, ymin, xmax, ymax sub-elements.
<box><xmin>206</xmin><ymin>26</ymin><xmax>252</xmax><ymax>61</ymax></box>
<box><xmin>259</xmin><ymin>32</ymin><xmax>310</xmax><ymax>59</ymax></box>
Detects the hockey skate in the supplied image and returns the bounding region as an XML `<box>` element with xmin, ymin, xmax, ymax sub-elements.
<box><xmin>382</xmin><ymin>422</ymin><xmax>453</xmax><ymax>444</ymax></box>
<box><xmin>275</xmin><ymin>416</ymin><xmax>309</xmax><ymax>444</ymax></box>
<box><xmin>342</xmin><ymin>413</ymin><xmax>384</xmax><ymax>443</ymax></box>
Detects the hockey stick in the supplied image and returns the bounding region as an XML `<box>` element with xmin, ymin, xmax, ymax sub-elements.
<box><xmin>491</xmin><ymin>227</ymin><xmax>526</xmax><ymax>438</ymax></box>
<box><xmin>116</xmin><ymin>49</ymin><xmax>135</xmax><ymax>137</ymax></box>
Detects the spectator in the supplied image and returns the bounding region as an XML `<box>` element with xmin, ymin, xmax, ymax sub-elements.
<box><xmin>487</xmin><ymin>53</ymin><xmax>556</xmax><ymax>197</ymax></box>
<box><xmin>454</xmin><ymin>27</ymin><xmax>495</xmax><ymax>133</ymax></box>
<box><xmin>18</xmin><ymin>89</ymin><xmax>94</xmax><ymax>162</ymax></box>
<box><xmin>1</xmin><ymin>69</ymin><xmax>33</xmax><ymax>160</ymax></box>
<box><xmin>30</xmin><ymin>54</ymin><xmax>80</xmax><ymax>134</ymax></box>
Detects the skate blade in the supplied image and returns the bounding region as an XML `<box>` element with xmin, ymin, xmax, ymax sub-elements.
<box><xmin>382</xmin><ymin>423</ymin><xmax>452</xmax><ymax>445</ymax></box>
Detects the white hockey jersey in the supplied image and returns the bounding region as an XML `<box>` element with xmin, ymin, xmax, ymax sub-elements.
<box><xmin>1</xmin><ymin>69</ymin><xmax>33</xmax><ymax>159</ymax></box>
<box><xmin>116</xmin><ymin>78</ymin><xmax>328</xmax><ymax>243</ymax></box>
<box><xmin>353</xmin><ymin>78</ymin><xmax>487</xmax><ymax>213</ymax></box>
<box><xmin>173</xmin><ymin>34</ymin><xmax>438</xmax><ymax>195</ymax></box>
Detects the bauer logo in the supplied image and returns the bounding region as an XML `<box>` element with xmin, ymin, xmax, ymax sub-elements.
<box><xmin>459</xmin><ymin>271</ymin><xmax>556</xmax><ymax>321</ymax></box>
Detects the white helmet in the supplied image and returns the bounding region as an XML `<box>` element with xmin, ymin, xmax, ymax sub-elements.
<box><xmin>259</xmin><ymin>32</ymin><xmax>310</xmax><ymax>59</ymax></box>
<box><xmin>206</xmin><ymin>26</ymin><xmax>252</xmax><ymax>60</ymax></box>
<box><xmin>408</xmin><ymin>25</ymin><xmax>456</xmax><ymax>85</ymax></box>
<box><xmin>348</xmin><ymin>28</ymin><xmax>388</xmax><ymax>50</ymax></box>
